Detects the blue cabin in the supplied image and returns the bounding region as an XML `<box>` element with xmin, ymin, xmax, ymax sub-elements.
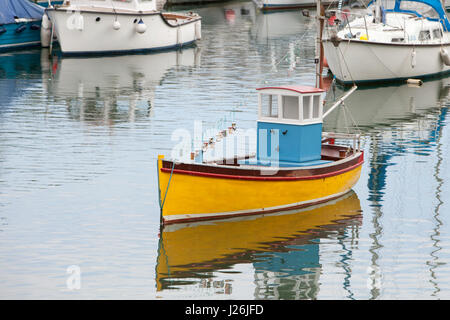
<box><xmin>250</xmin><ymin>85</ymin><xmax>329</xmax><ymax>167</ymax></box>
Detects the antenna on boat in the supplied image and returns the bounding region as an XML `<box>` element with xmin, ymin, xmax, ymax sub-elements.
<box><xmin>318</xmin><ymin>0</ymin><xmax>358</xmax><ymax>119</ymax></box>
<box><xmin>322</xmin><ymin>85</ymin><xmax>357</xmax><ymax>118</ymax></box>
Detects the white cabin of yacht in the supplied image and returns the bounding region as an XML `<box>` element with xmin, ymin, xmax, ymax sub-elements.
<box><xmin>330</xmin><ymin>0</ymin><xmax>450</xmax><ymax>44</ymax></box>
<box><xmin>55</xmin><ymin>0</ymin><xmax>157</xmax><ymax>12</ymax></box>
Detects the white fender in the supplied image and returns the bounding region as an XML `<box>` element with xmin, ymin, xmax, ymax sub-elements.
<box><xmin>407</xmin><ymin>78</ymin><xmax>423</xmax><ymax>86</ymax></box>
<box><xmin>440</xmin><ymin>48</ymin><xmax>450</xmax><ymax>66</ymax></box>
<box><xmin>136</xmin><ymin>19</ymin><xmax>147</xmax><ymax>34</ymax></box>
<box><xmin>113</xmin><ymin>20</ymin><xmax>121</xmax><ymax>30</ymax></box>
<box><xmin>411</xmin><ymin>49</ymin><xmax>416</xmax><ymax>69</ymax></box>
<box><xmin>195</xmin><ymin>21</ymin><xmax>201</xmax><ymax>40</ymax></box>
<box><xmin>177</xmin><ymin>26</ymin><xmax>182</xmax><ymax>45</ymax></box>
<box><xmin>66</xmin><ymin>12</ymin><xmax>84</xmax><ymax>31</ymax></box>
<box><xmin>40</xmin><ymin>14</ymin><xmax>52</xmax><ymax>48</ymax></box>
<box><xmin>42</xmin><ymin>13</ymin><xmax>52</xmax><ymax>30</ymax></box>
<box><xmin>76</xmin><ymin>14</ymin><xmax>84</xmax><ymax>31</ymax></box>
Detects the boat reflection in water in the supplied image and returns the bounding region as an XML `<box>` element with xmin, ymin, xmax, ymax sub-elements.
<box><xmin>156</xmin><ymin>191</ymin><xmax>361</xmax><ymax>299</ymax></box>
<box><xmin>324</xmin><ymin>76</ymin><xmax>450</xmax><ymax>132</ymax></box>
<box><xmin>46</xmin><ymin>47</ymin><xmax>201</xmax><ymax>124</ymax></box>
<box><xmin>0</xmin><ymin>49</ymin><xmax>47</xmax><ymax>108</ymax></box>
<box><xmin>250</xmin><ymin>6</ymin><xmax>314</xmax><ymax>42</ymax></box>
<box><xmin>172</xmin><ymin>1</ymin><xmax>256</xmax><ymax>25</ymax></box>
<box><xmin>324</xmin><ymin>77</ymin><xmax>450</xmax><ymax>299</ymax></box>
<box><xmin>324</xmin><ymin>76</ymin><xmax>450</xmax><ymax>213</ymax></box>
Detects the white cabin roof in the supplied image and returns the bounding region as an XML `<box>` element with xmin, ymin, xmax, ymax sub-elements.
<box><xmin>257</xmin><ymin>85</ymin><xmax>325</xmax><ymax>95</ymax></box>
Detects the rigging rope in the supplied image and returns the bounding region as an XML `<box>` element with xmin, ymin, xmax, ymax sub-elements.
<box><xmin>342</xmin><ymin>101</ymin><xmax>362</xmax><ymax>135</ymax></box>
<box><xmin>337</xmin><ymin>39</ymin><xmax>357</xmax><ymax>86</ymax></box>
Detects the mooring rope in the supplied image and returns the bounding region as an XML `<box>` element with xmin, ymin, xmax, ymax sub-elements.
<box><xmin>159</xmin><ymin>160</ymin><xmax>176</xmax><ymax>215</ymax></box>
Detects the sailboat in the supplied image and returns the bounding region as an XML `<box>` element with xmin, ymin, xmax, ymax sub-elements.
<box><xmin>323</xmin><ymin>0</ymin><xmax>450</xmax><ymax>84</ymax></box>
<box><xmin>156</xmin><ymin>1</ymin><xmax>363</xmax><ymax>225</ymax></box>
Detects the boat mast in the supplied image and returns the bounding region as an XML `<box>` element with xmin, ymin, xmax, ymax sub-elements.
<box><xmin>316</xmin><ymin>0</ymin><xmax>325</xmax><ymax>89</ymax></box>
<box><xmin>374</xmin><ymin>0</ymin><xmax>382</xmax><ymax>23</ymax></box>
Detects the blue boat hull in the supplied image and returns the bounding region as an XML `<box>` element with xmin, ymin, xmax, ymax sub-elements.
<box><xmin>0</xmin><ymin>21</ymin><xmax>43</xmax><ymax>52</ymax></box>
<box><xmin>0</xmin><ymin>1</ymin><xmax>63</xmax><ymax>52</ymax></box>
<box><xmin>34</xmin><ymin>1</ymin><xmax>64</xmax><ymax>8</ymax></box>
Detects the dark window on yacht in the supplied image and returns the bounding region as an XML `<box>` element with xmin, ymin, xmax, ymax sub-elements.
<box><xmin>391</xmin><ymin>37</ymin><xmax>405</xmax><ymax>42</ymax></box>
<box><xmin>432</xmin><ymin>29</ymin><xmax>443</xmax><ymax>39</ymax></box>
<box><xmin>419</xmin><ymin>30</ymin><xmax>431</xmax><ymax>41</ymax></box>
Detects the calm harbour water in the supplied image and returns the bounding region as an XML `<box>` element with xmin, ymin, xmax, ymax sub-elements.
<box><xmin>2</xmin><ymin>1</ymin><xmax>450</xmax><ymax>299</ymax></box>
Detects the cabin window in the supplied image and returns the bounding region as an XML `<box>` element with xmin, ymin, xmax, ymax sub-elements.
<box><xmin>391</xmin><ymin>37</ymin><xmax>404</xmax><ymax>43</ymax></box>
<box><xmin>282</xmin><ymin>96</ymin><xmax>299</xmax><ymax>120</ymax></box>
<box><xmin>419</xmin><ymin>30</ymin><xmax>431</xmax><ymax>41</ymax></box>
<box><xmin>432</xmin><ymin>29</ymin><xmax>443</xmax><ymax>39</ymax></box>
<box><xmin>261</xmin><ymin>94</ymin><xmax>278</xmax><ymax>118</ymax></box>
<box><xmin>302</xmin><ymin>95</ymin><xmax>311</xmax><ymax>120</ymax></box>
<box><xmin>312</xmin><ymin>95</ymin><xmax>321</xmax><ymax>119</ymax></box>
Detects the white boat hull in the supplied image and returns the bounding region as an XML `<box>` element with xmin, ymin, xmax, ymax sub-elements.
<box><xmin>323</xmin><ymin>39</ymin><xmax>450</xmax><ymax>84</ymax></box>
<box><xmin>46</xmin><ymin>9</ymin><xmax>201</xmax><ymax>54</ymax></box>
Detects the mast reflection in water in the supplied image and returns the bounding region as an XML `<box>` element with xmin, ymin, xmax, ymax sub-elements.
<box><xmin>325</xmin><ymin>76</ymin><xmax>450</xmax><ymax>299</ymax></box>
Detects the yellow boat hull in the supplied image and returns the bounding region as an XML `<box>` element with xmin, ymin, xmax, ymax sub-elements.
<box><xmin>157</xmin><ymin>151</ymin><xmax>363</xmax><ymax>224</ymax></box>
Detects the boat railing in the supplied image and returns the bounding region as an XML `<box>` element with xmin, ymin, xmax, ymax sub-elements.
<box><xmin>322</xmin><ymin>132</ymin><xmax>361</xmax><ymax>154</ymax></box>
<box><xmin>325</xmin><ymin>8</ymin><xmax>373</xmax><ymax>39</ymax></box>
<box><xmin>325</xmin><ymin>7</ymin><xmax>408</xmax><ymax>39</ymax></box>
<box><xmin>195</xmin><ymin>132</ymin><xmax>361</xmax><ymax>165</ymax></box>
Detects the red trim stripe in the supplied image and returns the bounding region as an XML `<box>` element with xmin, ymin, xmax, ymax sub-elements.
<box><xmin>161</xmin><ymin>155</ymin><xmax>364</xmax><ymax>181</ymax></box>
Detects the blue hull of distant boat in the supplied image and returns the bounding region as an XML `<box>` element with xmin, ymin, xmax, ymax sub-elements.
<box><xmin>0</xmin><ymin>1</ymin><xmax>63</xmax><ymax>52</ymax></box>
<box><xmin>35</xmin><ymin>1</ymin><xmax>64</xmax><ymax>8</ymax></box>
<box><xmin>0</xmin><ymin>21</ymin><xmax>43</xmax><ymax>52</ymax></box>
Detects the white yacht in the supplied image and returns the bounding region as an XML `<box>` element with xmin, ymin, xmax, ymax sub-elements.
<box><xmin>45</xmin><ymin>0</ymin><xmax>201</xmax><ymax>55</ymax></box>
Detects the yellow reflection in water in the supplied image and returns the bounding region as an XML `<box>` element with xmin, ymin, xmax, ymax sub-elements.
<box><xmin>156</xmin><ymin>190</ymin><xmax>362</xmax><ymax>295</ymax></box>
